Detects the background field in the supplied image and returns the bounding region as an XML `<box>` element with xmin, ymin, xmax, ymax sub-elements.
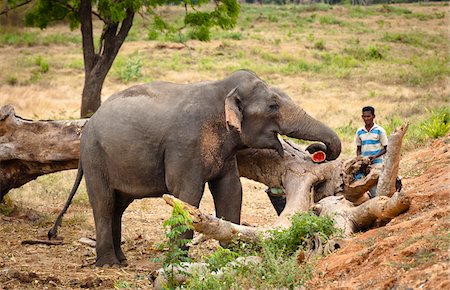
<box><xmin>0</xmin><ymin>2</ymin><xmax>449</xmax><ymax>289</ymax></box>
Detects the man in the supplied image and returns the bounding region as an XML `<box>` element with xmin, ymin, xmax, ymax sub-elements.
<box><xmin>355</xmin><ymin>106</ymin><xmax>388</xmax><ymax>197</ymax></box>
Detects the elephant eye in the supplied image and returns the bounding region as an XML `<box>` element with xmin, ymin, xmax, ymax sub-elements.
<box><xmin>268</xmin><ymin>103</ymin><xmax>279</xmax><ymax>113</ymax></box>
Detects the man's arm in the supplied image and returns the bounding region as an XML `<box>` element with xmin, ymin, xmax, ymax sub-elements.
<box><xmin>369</xmin><ymin>145</ymin><xmax>387</xmax><ymax>161</ymax></box>
<box><xmin>356</xmin><ymin>145</ymin><xmax>362</xmax><ymax>157</ymax></box>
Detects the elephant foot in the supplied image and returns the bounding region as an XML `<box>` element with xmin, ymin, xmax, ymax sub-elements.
<box><xmin>119</xmin><ymin>259</ymin><xmax>128</xmax><ymax>267</ymax></box>
<box><xmin>95</xmin><ymin>256</ymin><xmax>121</xmax><ymax>268</ymax></box>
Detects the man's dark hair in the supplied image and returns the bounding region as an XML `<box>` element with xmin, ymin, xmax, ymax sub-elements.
<box><xmin>362</xmin><ymin>106</ymin><xmax>375</xmax><ymax>115</ymax></box>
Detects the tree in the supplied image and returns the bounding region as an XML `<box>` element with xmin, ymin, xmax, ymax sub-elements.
<box><xmin>3</xmin><ymin>0</ymin><xmax>240</xmax><ymax>117</ymax></box>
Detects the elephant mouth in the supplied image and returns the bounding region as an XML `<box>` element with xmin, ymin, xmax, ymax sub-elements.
<box><xmin>272</xmin><ymin>131</ymin><xmax>284</xmax><ymax>157</ymax></box>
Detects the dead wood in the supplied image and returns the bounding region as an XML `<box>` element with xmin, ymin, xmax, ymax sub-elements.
<box><xmin>0</xmin><ymin>105</ymin><xmax>87</xmax><ymax>199</ymax></box>
<box><xmin>21</xmin><ymin>239</ymin><xmax>64</xmax><ymax>246</ymax></box>
<box><xmin>163</xmin><ymin>194</ymin><xmax>264</xmax><ymax>243</ymax></box>
<box><xmin>164</xmin><ymin>189</ymin><xmax>410</xmax><ymax>242</ymax></box>
<box><xmin>377</xmin><ymin>124</ymin><xmax>409</xmax><ymax>197</ymax></box>
<box><xmin>237</xmin><ymin>140</ymin><xmax>343</xmax><ymax>227</ymax></box>
<box><xmin>313</xmin><ymin>191</ymin><xmax>410</xmax><ymax>236</ymax></box>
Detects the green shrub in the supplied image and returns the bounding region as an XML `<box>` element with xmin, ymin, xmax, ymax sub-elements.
<box><xmin>381</xmin><ymin>32</ymin><xmax>425</xmax><ymax>47</ymax></box>
<box><xmin>378</xmin><ymin>5</ymin><xmax>412</xmax><ymax>15</ymax></box>
<box><xmin>314</xmin><ymin>39</ymin><xmax>326</xmax><ymax>50</ymax></box>
<box><xmin>419</xmin><ymin>107</ymin><xmax>450</xmax><ymax>139</ymax></box>
<box><xmin>343</xmin><ymin>45</ymin><xmax>384</xmax><ymax>61</ymax></box>
<box><xmin>35</xmin><ymin>56</ymin><xmax>49</xmax><ymax>73</ymax></box>
<box><xmin>6</xmin><ymin>75</ymin><xmax>19</xmax><ymax>86</ymax></box>
<box><xmin>0</xmin><ymin>32</ymin><xmax>39</xmax><ymax>46</ymax></box>
<box><xmin>319</xmin><ymin>16</ymin><xmax>346</xmax><ymax>26</ymax></box>
<box><xmin>265</xmin><ymin>212</ymin><xmax>338</xmax><ymax>257</ymax></box>
<box><xmin>154</xmin><ymin>199</ymin><xmax>193</xmax><ymax>289</ymax></box>
<box><xmin>117</xmin><ymin>54</ymin><xmax>143</xmax><ymax>83</ymax></box>
<box><xmin>382</xmin><ymin>115</ymin><xmax>404</xmax><ymax>136</ymax></box>
<box><xmin>336</xmin><ymin>121</ymin><xmax>358</xmax><ymax>142</ymax></box>
<box><xmin>181</xmin><ymin>212</ymin><xmax>336</xmax><ymax>289</ymax></box>
<box><xmin>205</xmin><ymin>247</ymin><xmax>240</xmax><ymax>272</ymax></box>
<box><xmin>147</xmin><ymin>30</ymin><xmax>159</xmax><ymax>41</ymax></box>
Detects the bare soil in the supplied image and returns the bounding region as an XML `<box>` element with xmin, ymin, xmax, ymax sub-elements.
<box><xmin>0</xmin><ymin>135</ymin><xmax>448</xmax><ymax>289</ymax></box>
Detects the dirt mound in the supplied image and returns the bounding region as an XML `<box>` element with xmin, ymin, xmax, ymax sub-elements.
<box><xmin>307</xmin><ymin>136</ymin><xmax>450</xmax><ymax>289</ymax></box>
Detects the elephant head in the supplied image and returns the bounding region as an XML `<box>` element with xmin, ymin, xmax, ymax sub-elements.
<box><xmin>224</xmin><ymin>73</ymin><xmax>341</xmax><ymax>160</ymax></box>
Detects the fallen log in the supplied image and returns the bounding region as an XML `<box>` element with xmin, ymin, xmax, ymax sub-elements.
<box><xmin>163</xmin><ymin>192</ymin><xmax>410</xmax><ymax>241</ymax></box>
<box><xmin>312</xmin><ymin>191</ymin><xmax>410</xmax><ymax>236</ymax></box>
<box><xmin>0</xmin><ymin>105</ymin><xmax>87</xmax><ymax>199</ymax></box>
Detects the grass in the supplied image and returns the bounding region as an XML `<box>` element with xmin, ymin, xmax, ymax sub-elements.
<box><xmin>399</xmin><ymin>56</ymin><xmax>450</xmax><ymax>86</ymax></box>
<box><xmin>170</xmin><ymin>211</ymin><xmax>338</xmax><ymax>289</ymax></box>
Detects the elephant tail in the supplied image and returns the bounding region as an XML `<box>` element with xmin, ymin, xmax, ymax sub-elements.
<box><xmin>48</xmin><ymin>162</ymin><xmax>84</xmax><ymax>240</ymax></box>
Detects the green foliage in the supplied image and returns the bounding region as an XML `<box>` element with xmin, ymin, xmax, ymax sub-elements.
<box><xmin>319</xmin><ymin>15</ymin><xmax>346</xmax><ymax>26</ymax></box>
<box><xmin>35</xmin><ymin>56</ymin><xmax>49</xmax><ymax>73</ymax></box>
<box><xmin>6</xmin><ymin>75</ymin><xmax>19</xmax><ymax>86</ymax></box>
<box><xmin>181</xmin><ymin>212</ymin><xmax>337</xmax><ymax>289</ymax></box>
<box><xmin>400</xmin><ymin>56</ymin><xmax>450</xmax><ymax>86</ymax></box>
<box><xmin>378</xmin><ymin>5</ymin><xmax>412</xmax><ymax>15</ymax></box>
<box><xmin>114</xmin><ymin>280</ymin><xmax>131</xmax><ymax>289</ymax></box>
<box><xmin>155</xmin><ymin>199</ymin><xmax>193</xmax><ymax>288</ymax></box>
<box><xmin>0</xmin><ymin>195</ymin><xmax>16</xmax><ymax>216</ymax></box>
<box><xmin>24</xmin><ymin>0</ymin><xmax>80</xmax><ymax>30</ymax></box>
<box><xmin>343</xmin><ymin>45</ymin><xmax>384</xmax><ymax>61</ymax></box>
<box><xmin>314</xmin><ymin>39</ymin><xmax>325</xmax><ymax>50</ymax></box>
<box><xmin>336</xmin><ymin>121</ymin><xmax>358</xmax><ymax>141</ymax></box>
<box><xmin>205</xmin><ymin>247</ymin><xmax>240</xmax><ymax>272</ymax></box>
<box><xmin>0</xmin><ymin>31</ymin><xmax>38</xmax><ymax>46</ymax></box>
<box><xmin>382</xmin><ymin>106</ymin><xmax>449</xmax><ymax>150</ymax></box>
<box><xmin>112</xmin><ymin>52</ymin><xmax>144</xmax><ymax>83</ymax></box>
<box><xmin>419</xmin><ymin>107</ymin><xmax>450</xmax><ymax>139</ymax></box>
<box><xmin>382</xmin><ymin>115</ymin><xmax>404</xmax><ymax>136</ymax></box>
<box><xmin>265</xmin><ymin>212</ymin><xmax>338</xmax><ymax>257</ymax></box>
<box><xmin>381</xmin><ymin>32</ymin><xmax>432</xmax><ymax>48</ymax></box>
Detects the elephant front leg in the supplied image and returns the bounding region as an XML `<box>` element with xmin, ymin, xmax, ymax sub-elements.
<box><xmin>208</xmin><ymin>160</ymin><xmax>242</xmax><ymax>225</ymax></box>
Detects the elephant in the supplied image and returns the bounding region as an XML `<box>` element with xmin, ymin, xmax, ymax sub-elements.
<box><xmin>48</xmin><ymin>70</ymin><xmax>341</xmax><ymax>267</ymax></box>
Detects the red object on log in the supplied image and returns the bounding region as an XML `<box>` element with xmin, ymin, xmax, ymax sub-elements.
<box><xmin>312</xmin><ymin>151</ymin><xmax>326</xmax><ymax>163</ymax></box>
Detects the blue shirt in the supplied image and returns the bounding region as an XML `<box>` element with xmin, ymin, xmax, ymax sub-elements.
<box><xmin>355</xmin><ymin>124</ymin><xmax>388</xmax><ymax>165</ymax></box>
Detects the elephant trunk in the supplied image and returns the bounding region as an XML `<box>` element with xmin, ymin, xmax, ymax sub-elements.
<box><xmin>280</xmin><ymin>102</ymin><xmax>342</xmax><ymax>161</ymax></box>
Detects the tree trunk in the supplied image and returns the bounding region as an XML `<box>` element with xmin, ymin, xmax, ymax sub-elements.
<box><xmin>377</xmin><ymin>124</ymin><xmax>408</xmax><ymax>197</ymax></box>
<box><xmin>0</xmin><ymin>105</ymin><xmax>87</xmax><ymax>199</ymax></box>
<box><xmin>79</xmin><ymin>0</ymin><xmax>134</xmax><ymax>118</ymax></box>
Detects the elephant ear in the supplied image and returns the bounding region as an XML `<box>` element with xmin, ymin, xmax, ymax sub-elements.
<box><xmin>225</xmin><ymin>87</ymin><xmax>242</xmax><ymax>133</ymax></box>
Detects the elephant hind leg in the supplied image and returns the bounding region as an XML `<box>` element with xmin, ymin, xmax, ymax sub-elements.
<box><xmin>112</xmin><ymin>193</ymin><xmax>133</xmax><ymax>265</ymax></box>
<box><xmin>85</xmin><ymin>172</ymin><xmax>120</xmax><ymax>267</ymax></box>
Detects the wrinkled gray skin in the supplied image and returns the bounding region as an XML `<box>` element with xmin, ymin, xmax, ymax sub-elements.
<box><xmin>52</xmin><ymin>70</ymin><xmax>341</xmax><ymax>267</ymax></box>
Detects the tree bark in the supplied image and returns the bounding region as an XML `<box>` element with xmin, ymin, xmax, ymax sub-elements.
<box><xmin>377</xmin><ymin>124</ymin><xmax>408</xmax><ymax>197</ymax></box>
<box><xmin>79</xmin><ymin>0</ymin><xmax>135</xmax><ymax>117</ymax></box>
<box><xmin>0</xmin><ymin>105</ymin><xmax>87</xmax><ymax>199</ymax></box>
